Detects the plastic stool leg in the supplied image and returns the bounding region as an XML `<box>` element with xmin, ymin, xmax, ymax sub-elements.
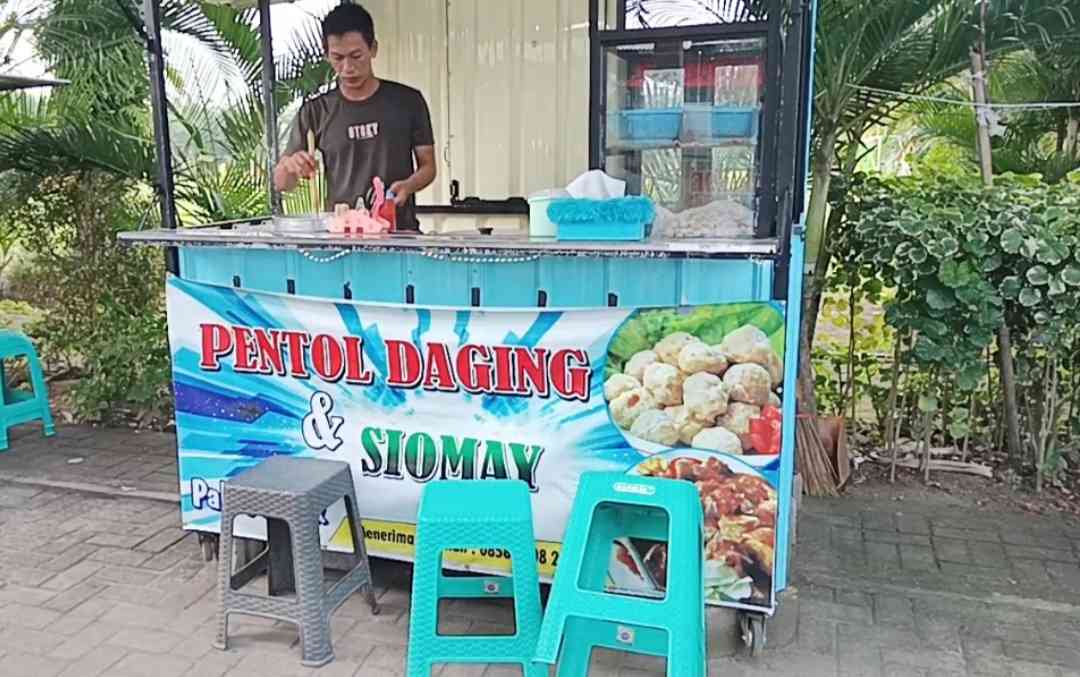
<box><xmin>293</xmin><ymin>521</ymin><xmax>333</xmax><ymax>667</ymax></box>
<box><xmin>214</xmin><ymin>510</ymin><xmax>237</xmax><ymax>651</ymax></box>
<box><xmin>344</xmin><ymin>491</ymin><xmax>379</xmax><ymax>614</ymax></box>
<box><xmin>506</xmin><ymin>531</ymin><xmax>547</xmax><ymax>677</ymax></box>
<box><xmin>26</xmin><ymin>354</ymin><xmax>53</xmax><ymax>437</ymax></box>
<box><xmin>668</xmin><ymin>650</ymin><xmax>705</xmax><ymax>677</ymax></box>
<box><xmin>556</xmin><ymin>635</ymin><xmax>594</xmax><ymax>677</ymax></box>
<box><xmin>0</xmin><ymin>361</ymin><xmax>8</xmax><ymax>452</ymax></box>
<box><xmin>406</xmin><ymin>537</ymin><xmax>442</xmax><ymax>677</ymax></box>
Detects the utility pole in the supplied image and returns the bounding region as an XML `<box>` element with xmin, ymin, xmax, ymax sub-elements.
<box><xmin>969</xmin><ymin>0</ymin><xmax>1022</xmax><ymax>466</ymax></box>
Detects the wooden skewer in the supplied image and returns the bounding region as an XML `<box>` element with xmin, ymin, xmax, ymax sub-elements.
<box><xmin>307</xmin><ymin>129</ymin><xmax>318</xmax><ymax>212</ymax></box>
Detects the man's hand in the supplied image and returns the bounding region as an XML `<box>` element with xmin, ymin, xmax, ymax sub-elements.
<box><xmin>280</xmin><ymin>151</ymin><xmax>318</xmax><ymax>179</ymax></box>
<box><xmin>274</xmin><ymin>151</ymin><xmax>318</xmax><ymax>191</ymax></box>
<box><xmin>388</xmin><ymin>180</ymin><xmax>413</xmax><ymax>207</ymax></box>
<box><xmin>387</xmin><ymin>147</ymin><xmax>437</xmax><ymax>207</ymax></box>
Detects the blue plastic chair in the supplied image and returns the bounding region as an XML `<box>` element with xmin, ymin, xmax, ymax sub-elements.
<box><xmin>406</xmin><ymin>480</ymin><xmax>546</xmax><ymax>677</ymax></box>
<box><xmin>0</xmin><ymin>330</ymin><xmax>54</xmax><ymax>451</ymax></box>
<box><xmin>534</xmin><ymin>471</ymin><xmax>707</xmax><ymax>676</ymax></box>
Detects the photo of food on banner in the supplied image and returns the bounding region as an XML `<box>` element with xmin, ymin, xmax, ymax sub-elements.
<box><xmin>602</xmin><ymin>305</ymin><xmax>785</xmax><ymax>607</ymax></box>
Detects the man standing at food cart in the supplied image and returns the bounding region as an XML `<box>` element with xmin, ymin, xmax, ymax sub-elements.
<box><xmin>273</xmin><ymin>3</ymin><xmax>437</xmax><ymax>231</ymax></box>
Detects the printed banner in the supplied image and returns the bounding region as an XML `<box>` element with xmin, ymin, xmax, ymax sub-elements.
<box><xmin>166</xmin><ymin>276</ymin><xmax>788</xmax><ymax>612</ymax></box>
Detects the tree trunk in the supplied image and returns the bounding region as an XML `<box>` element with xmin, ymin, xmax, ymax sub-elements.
<box><xmin>805</xmin><ymin>130</ymin><xmax>837</xmax><ymax>275</ymax></box>
<box><xmin>968</xmin><ymin>21</ymin><xmax>1023</xmax><ymax>468</ymax></box>
<box><xmin>886</xmin><ymin>333</ymin><xmax>904</xmax><ymax>484</ymax></box>
<box><xmin>1065</xmin><ymin>116</ymin><xmax>1080</xmax><ymax>161</ymax></box>
<box><xmin>997</xmin><ymin>326</ymin><xmax>1023</xmax><ymax>465</ymax></box>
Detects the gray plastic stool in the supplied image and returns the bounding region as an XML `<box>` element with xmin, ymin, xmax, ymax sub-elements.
<box><xmin>214</xmin><ymin>456</ymin><xmax>379</xmax><ymax>667</ymax></box>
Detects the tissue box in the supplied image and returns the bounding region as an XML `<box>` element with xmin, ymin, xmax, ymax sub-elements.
<box><xmin>547</xmin><ymin>197</ymin><xmax>655</xmax><ymax>241</ymax></box>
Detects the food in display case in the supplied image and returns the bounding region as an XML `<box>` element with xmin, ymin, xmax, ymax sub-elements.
<box><xmin>601</xmin><ymin>37</ymin><xmax>766</xmax><ymax>239</ymax></box>
<box><xmin>651</xmin><ymin>198</ymin><xmax>756</xmax><ymax>239</ymax></box>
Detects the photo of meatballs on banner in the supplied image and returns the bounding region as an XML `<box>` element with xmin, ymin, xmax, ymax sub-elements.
<box><xmin>603</xmin><ymin>304</ymin><xmax>785</xmax><ymax>457</ymax></box>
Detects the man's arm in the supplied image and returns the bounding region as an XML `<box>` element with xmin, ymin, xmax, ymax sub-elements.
<box><xmin>389</xmin><ymin>145</ymin><xmax>437</xmax><ymax>206</ymax></box>
<box><xmin>275</xmin><ymin>106</ymin><xmax>318</xmax><ymax>192</ymax></box>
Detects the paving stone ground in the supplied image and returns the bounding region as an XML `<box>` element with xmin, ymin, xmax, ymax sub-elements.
<box><xmin>1</xmin><ymin>423</ymin><xmax>1079</xmax><ymax>676</ymax></box>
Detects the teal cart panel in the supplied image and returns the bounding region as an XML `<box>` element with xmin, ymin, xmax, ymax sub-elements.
<box><xmin>179</xmin><ymin>247</ymin><xmax>775</xmax><ymax>307</ymax></box>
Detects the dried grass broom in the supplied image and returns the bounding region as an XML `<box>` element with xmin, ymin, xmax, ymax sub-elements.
<box><xmin>797</xmin><ymin>331</ymin><xmax>840</xmax><ymax>497</ymax></box>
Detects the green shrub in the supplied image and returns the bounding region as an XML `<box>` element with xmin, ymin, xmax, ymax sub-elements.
<box><xmin>835</xmin><ymin>170</ymin><xmax>1080</xmax><ymax>478</ymax></box>
<box><xmin>2</xmin><ymin>171</ymin><xmax>172</xmax><ymax>423</ymax></box>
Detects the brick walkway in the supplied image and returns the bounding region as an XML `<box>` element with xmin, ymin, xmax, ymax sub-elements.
<box><xmin>1</xmin><ymin>423</ymin><xmax>1079</xmax><ymax>676</ymax></box>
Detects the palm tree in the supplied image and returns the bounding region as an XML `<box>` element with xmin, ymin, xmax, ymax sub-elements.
<box><xmin>900</xmin><ymin>45</ymin><xmax>1080</xmax><ymax>183</ymax></box>
<box><xmin>0</xmin><ymin>0</ymin><xmax>335</xmax><ymax>418</ymax></box>
<box><xmin>808</xmin><ymin>0</ymin><xmax>1079</xmax><ymax>280</ymax></box>
<box><xmin>0</xmin><ymin>0</ymin><xmax>332</xmax><ymax>224</ymax></box>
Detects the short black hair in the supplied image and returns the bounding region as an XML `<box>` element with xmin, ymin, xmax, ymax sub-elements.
<box><xmin>322</xmin><ymin>3</ymin><xmax>376</xmax><ymax>50</ymax></box>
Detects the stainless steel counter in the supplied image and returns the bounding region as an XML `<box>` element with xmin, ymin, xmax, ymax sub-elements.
<box><xmin>119</xmin><ymin>219</ymin><xmax>780</xmax><ymax>260</ymax></box>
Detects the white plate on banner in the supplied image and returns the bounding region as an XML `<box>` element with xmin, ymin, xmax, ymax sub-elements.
<box><xmin>621</xmin><ymin>432</ymin><xmax>778</xmax><ymax>469</ymax></box>
<box><xmin>625</xmin><ymin>447</ymin><xmax>767</xmax><ymax>481</ymax></box>
<box><xmin>623</xmin><ymin>448</ymin><xmax>773</xmax><ymax>606</ymax></box>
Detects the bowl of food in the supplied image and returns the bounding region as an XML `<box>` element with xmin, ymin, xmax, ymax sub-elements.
<box><xmin>603</xmin><ymin>305</ymin><xmax>785</xmax><ymax>458</ymax></box>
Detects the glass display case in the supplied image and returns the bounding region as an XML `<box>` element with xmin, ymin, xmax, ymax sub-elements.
<box><xmin>601</xmin><ymin>37</ymin><xmax>764</xmax><ymax>238</ymax></box>
<box><xmin>590</xmin><ymin>0</ymin><xmax>805</xmax><ymax>241</ymax></box>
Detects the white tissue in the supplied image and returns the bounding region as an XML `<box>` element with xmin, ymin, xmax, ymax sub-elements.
<box><xmin>566</xmin><ymin>170</ymin><xmax>626</xmax><ymax>200</ymax></box>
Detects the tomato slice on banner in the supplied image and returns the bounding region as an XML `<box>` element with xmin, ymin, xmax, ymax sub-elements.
<box><xmin>748</xmin><ymin>406</ymin><xmax>782</xmax><ymax>455</ymax></box>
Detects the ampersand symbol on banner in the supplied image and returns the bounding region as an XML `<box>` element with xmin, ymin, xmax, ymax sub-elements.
<box><xmin>302</xmin><ymin>392</ymin><xmax>344</xmax><ymax>452</ymax></box>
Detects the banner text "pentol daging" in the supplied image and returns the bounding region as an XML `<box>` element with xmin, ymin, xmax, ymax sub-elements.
<box><xmin>198</xmin><ymin>324</ymin><xmax>592</xmax><ymax>401</ymax></box>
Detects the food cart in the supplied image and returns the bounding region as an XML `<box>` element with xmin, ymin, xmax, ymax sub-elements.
<box><xmin>121</xmin><ymin>0</ymin><xmax>815</xmax><ymax>655</ymax></box>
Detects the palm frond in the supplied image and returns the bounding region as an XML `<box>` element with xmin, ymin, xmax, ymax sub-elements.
<box><xmin>174</xmin><ymin>151</ymin><xmax>267</xmax><ymax>223</ymax></box>
<box><xmin>274</xmin><ymin>19</ymin><xmax>333</xmax><ymax>106</ymax></box>
<box><xmin>195</xmin><ymin>4</ymin><xmax>263</xmax><ymax>88</ymax></box>
<box><xmin>815</xmin><ymin>0</ymin><xmax>1080</xmax><ymax>146</ymax></box>
<box><xmin>0</xmin><ymin>119</ymin><xmax>155</xmax><ymax>180</ymax></box>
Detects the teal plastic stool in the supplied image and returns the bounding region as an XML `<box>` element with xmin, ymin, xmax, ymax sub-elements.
<box><xmin>534</xmin><ymin>471</ymin><xmax>707</xmax><ymax>676</ymax></box>
<box><xmin>0</xmin><ymin>330</ymin><xmax>55</xmax><ymax>451</ymax></box>
<box><xmin>407</xmin><ymin>480</ymin><xmax>546</xmax><ymax>677</ymax></box>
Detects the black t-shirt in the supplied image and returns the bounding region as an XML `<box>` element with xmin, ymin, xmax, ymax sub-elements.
<box><xmin>286</xmin><ymin>81</ymin><xmax>435</xmax><ymax>231</ymax></box>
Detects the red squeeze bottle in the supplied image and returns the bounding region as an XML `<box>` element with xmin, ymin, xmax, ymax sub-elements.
<box><xmin>380</xmin><ymin>191</ymin><xmax>398</xmax><ymax>232</ymax></box>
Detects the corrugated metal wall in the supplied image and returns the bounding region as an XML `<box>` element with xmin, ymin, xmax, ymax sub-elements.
<box><xmin>365</xmin><ymin>0</ymin><xmax>589</xmax><ymax>206</ymax></box>
<box><xmin>363</xmin><ymin>0</ymin><xmax>451</xmax><ymax>204</ymax></box>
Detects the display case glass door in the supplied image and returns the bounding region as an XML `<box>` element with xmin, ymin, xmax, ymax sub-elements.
<box><xmin>600</xmin><ymin>37</ymin><xmax>765</xmax><ymax>238</ymax></box>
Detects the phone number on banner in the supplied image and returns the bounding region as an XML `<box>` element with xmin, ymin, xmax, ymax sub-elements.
<box><xmin>359</xmin><ymin>519</ymin><xmax>562</xmax><ymax>579</ymax></box>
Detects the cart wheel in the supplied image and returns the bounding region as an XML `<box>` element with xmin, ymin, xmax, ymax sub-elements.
<box><xmin>749</xmin><ymin>614</ymin><xmax>766</xmax><ymax>656</ymax></box>
<box><xmin>738</xmin><ymin>612</ymin><xmax>767</xmax><ymax>657</ymax></box>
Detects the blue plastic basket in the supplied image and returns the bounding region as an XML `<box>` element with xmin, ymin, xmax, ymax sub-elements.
<box><xmin>619</xmin><ymin>108</ymin><xmax>682</xmax><ymax>143</ymax></box>
<box><xmin>547</xmin><ymin>197</ymin><xmax>654</xmax><ymax>242</ymax></box>
<box><xmin>683</xmin><ymin>105</ymin><xmax>759</xmax><ymax>140</ymax></box>
<box><xmin>557</xmin><ymin>220</ymin><xmax>646</xmax><ymax>241</ymax></box>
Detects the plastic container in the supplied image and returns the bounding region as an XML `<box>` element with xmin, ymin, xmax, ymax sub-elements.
<box><xmin>557</xmin><ymin>220</ymin><xmax>646</xmax><ymax>241</ymax></box>
<box><xmin>682</xmin><ymin>105</ymin><xmax>759</xmax><ymax>140</ymax></box>
<box><xmin>378</xmin><ymin>192</ymin><xmax>398</xmax><ymax>232</ymax></box>
<box><xmin>619</xmin><ymin>108</ymin><xmax>682</xmax><ymax>143</ymax></box>
<box><xmin>272</xmin><ymin>213</ymin><xmax>328</xmax><ymax>233</ymax></box>
<box><xmin>547</xmin><ymin>197</ymin><xmax>654</xmax><ymax>242</ymax></box>
<box><xmin>527</xmin><ymin>189</ymin><xmax>569</xmax><ymax>239</ymax></box>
